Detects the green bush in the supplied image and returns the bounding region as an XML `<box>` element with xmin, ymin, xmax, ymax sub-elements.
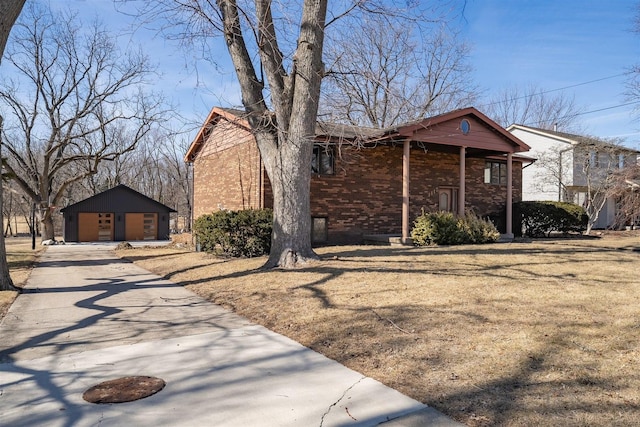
<box><xmin>411</xmin><ymin>211</ymin><xmax>500</xmax><ymax>246</ymax></box>
<box><xmin>194</xmin><ymin>209</ymin><xmax>273</xmax><ymax>257</ymax></box>
<box><xmin>516</xmin><ymin>201</ymin><xmax>587</xmax><ymax>237</ymax></box>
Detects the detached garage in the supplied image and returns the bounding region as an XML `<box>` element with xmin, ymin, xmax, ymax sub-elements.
<box><xmin>61</xmin><ymin>185</ymin><xmax>176</xmax><ymax>242</ymax></box>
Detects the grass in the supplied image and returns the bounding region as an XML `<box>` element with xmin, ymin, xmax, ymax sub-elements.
<box><xmin>117</xmin><ymin>233</ymin><xmax>639</xmax><ymax>425</ymax></box>
<box><xmin>115</xmin><ymin>234</ymin><xmax>640</xmax><ymax>425</ymax></box>
<box><xmin>0</xmin><ymin>237</ymin><xmax>42</xmax><ymax>320</ymax></box>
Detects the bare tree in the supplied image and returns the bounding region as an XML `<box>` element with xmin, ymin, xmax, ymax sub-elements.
<box><xmin>0</xmin><ymin>0</ymin><xmax>25</xmax><ymax>292</ymax></box>
<box><xmin>321</xmin><ymin>16</ymin><xmax>478</xmax><ymax>128</ymax></box>
<box><xmin>607</xmin><ymin>164</ymin><xmax>640</xmax><ymax>229</ymax></box>
<box><xmin>77</xmin><ymin>126</ymin><xmax>192</xmax><ymax>231</ymax></box>
<box><xmin>0</xmin><ymin>3</ymin><xmax>166</xmax><ymax>241</ymax></box>
<box><xmin>126</xmin><ymin>1</ymin><xmax>461</xmax><ymax>267</ymax></box>
<box><xmin>484</xmin><ymin>84</ymin><xmax>585</xmax><ymax>131</ymax></box>
<box><xmin>159</xmin><ymin>137</ymin><xmax>193</xmax><ymax>231</ymax></box>
<box><xmin>128</xmin><ymin>0</ymin><xmax>335</xmax><ymax>268</ymax></box>
<box><xmin>571</xmin><ymin>140</ymin><xmax>632</xmax><ymax>234</ymax></box>
<box><xmin>531</xmin><ymin>144</ymin><xmax>574</xmax><ymax>201</ymax></box>
<box><xmin>626</xmin><ymin>3</ymin><xmax>640</xmax><ymax>120</ymax></box>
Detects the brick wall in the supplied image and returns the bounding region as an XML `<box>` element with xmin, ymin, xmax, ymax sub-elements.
<box><xmin>310</xmin><ymin>145</ymin><xmax>522</xmax><ymax>243</ymax></box>
<box><xmin>192</xmin><ymin>125</ymin><xmax>523</xmax><ymax>243</ymax></box>
<box><xmin>192</xmin><ymin>121</ymin><xmax>264</xmax><ymax>220</ymax></box>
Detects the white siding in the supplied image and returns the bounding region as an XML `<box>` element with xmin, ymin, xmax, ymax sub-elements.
<box><xmin>509</xmin><ymin>128</ymin><xmax>573</xmax><ymax>201</ymax></box>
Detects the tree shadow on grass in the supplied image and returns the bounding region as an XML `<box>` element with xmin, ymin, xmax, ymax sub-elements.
<box><xmin>299</xmin><ymin>299</ymin><xmax>640</xmax><ymax>426</ymax></box>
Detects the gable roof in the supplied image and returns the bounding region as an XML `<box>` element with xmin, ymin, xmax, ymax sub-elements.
<box><xmin>185</xmin><ymin>107</ymin><xmax>249</xmax><ymax>162</ymax></box>
<box><xmin>60</xmin><ymin>184</ymin><xmax>176</xmax><ymax>213</ymax></box>
<box><xmin>185</xmin><ymin>107</ymin><xmax>382</xmax><ymax>162</ymax></box>
<box><xmin>186</xmin><ymin>106</ymin><xmax>531</xmax><ymax>162</ymax></box>
<box><xmin>507</xmin><ymin>124</ymin><xmax>640</xmax><ymax>153</ymax></box>
<box><xmin>380</xmin><ymin>107</ymin><xmax>530</xmax><ymax>153</ymax></box>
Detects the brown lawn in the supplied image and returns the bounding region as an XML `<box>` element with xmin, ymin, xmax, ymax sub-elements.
<box><xmin>0</xmin><ymin>237</ymin><xmax>42</xmax><ymax>319</ymax></box>
<box><xmin>116</xmin><ymin>233</ymin><xmax>637</xmax><ymax>425</ymax></box>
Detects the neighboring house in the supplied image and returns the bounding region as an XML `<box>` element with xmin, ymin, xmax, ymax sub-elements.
<box><xmin>507</xmin><ymin>124</ymin><xmax>640</xmax><ymax>229</ymax></box>
<box><xmin>186</xmin><ymin>107</ymin><xmax>531</xmax><ymax>244</ymax></box>
<box><xmin>60</xmin><ymin>185</ymin><xmax>176</xmax><ymax>242</ymax></box>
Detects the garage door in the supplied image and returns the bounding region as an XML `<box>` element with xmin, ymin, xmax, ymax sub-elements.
<box><xmin>125</xmin><ymin>213</ymin><xmax>157</xmax><ymax>241</ymax></box>
<box><xmin>78</xmin><ymin>213</ymin><xmax>114</xmax><ymax>242</ymax></box>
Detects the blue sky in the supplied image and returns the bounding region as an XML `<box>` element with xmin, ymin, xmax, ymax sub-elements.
<box><xmin>11</xmin><ymin>0</ymin><xmax>640</xmax><ymax>147</ymax></box>
<box><xmin>459</xmin><ymin>0</ymin><xmax>640</xmax><ymax>143</ymax></box>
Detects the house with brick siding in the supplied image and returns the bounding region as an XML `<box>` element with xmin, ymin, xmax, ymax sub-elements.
<box><xmin>185</xmin><ymin>107</ymin><xmax>531</xmax><ymax>244</ymax></box>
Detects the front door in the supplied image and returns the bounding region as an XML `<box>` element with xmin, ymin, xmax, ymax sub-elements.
<box><xmin>438</xmin><ymin>188</ymin><xmax>459</xmax><ymax>213</ymax></box>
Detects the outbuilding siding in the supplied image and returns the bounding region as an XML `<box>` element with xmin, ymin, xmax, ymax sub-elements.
<box><xmin>61</xmin><ymin>185</ymin><xmax>175</xmax><ymax>242</ymax></box>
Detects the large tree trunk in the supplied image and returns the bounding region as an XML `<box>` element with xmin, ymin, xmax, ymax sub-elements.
<box><xmin>0</xmin><ymin>0</ymin><xmax>27</xmax><ymax>291</ymax></box>
<box><xmin>261</xmin><ymin>0</ymin><xmax>326</xmax><ymax>268</ymax></box>
<box><xmin>218</xmin><ymin>0</ymin><xmax>327</xmax><ymax>268</ymax></box>
<box><xmin>0</xmin><ymin>180</ymin><xmax>16</xmax><ymax>291</ymax></box>
<box><xmin>258</xmin><ymin>132</ymin><xmax>317</xmax><ymax>268</ymax></box>
<box><xmin>0</xmin><ymin>117</ymin><xmax>17</xmax><ymax>291</ymax></box>
<box><xmin>41</xmin><ymin>209</ymin><xmax>55</xmax><ymax>241</ymax></box>
<box><xmin>0</xmin><ymin>0</ymin><xmax>25</xmax><ymax>63</ymax></box>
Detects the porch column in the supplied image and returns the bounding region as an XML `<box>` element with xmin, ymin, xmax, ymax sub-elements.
<box><xmin>459</xmin><ymin>146</ymin><xmax>466</xmax><ymax>216</ymax></box>
<box><xmin>402</xmin><ymin>139</ymin><xmax>410</xmax><ymax>244</ymax></box>
<box><xmin>506</xmin><ymin>152</ymin><xmax>514</xmax><ymax>237</ymax></box>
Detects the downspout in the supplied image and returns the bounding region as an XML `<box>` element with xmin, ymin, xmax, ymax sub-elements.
<box><xmin>558</xmin><ymin>146</ymin><xmax>573</xmax><ymax>202</ymax></box>
<box><xmin>188</xmin><ymin>162</ymin><xmax>194</xmax><ymax>231</ymax></box>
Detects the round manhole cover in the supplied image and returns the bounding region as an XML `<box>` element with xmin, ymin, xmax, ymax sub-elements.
<box><xmin>83</xmin><ymin>376</ymin><xmax>166</xmax><ymax>404</ymax></box>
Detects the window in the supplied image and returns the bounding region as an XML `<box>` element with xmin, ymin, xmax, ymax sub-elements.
<box><xmin>97</xmin><ymin>213</ymin><xmax>113</xmax><ymax>241</ymax></box>
<box><xmin>312</xmin><ymin>145</ymin><xmax>334</xmax><ymax>175</ymax></box>
<box><xmin>311</xmin><ymin>217</ymin><xmax>328</xmax><ymax>243</ymax></box>
<box><xmin>143</xmin><ymin>213</ymin><xmax>157</xmax><ymax>240</ymax></box>
<box><xmin>589</xmin><ymin>150</ymin><xmax>599</xmax><ymax>168</ymax></box>
<box><xmin>574</xmin><ymin>191</ymin><xmax>587</xmax><ymax>207</ymax></box>
<box><xmin>619</xmin><ymin>153</ymin><xmax>626</xmax><ymax>169</ymax></box>
<box><xmin>484</xmin><ymin>161</ymin><xmax>507</xmax><ymax>185</ymax></box>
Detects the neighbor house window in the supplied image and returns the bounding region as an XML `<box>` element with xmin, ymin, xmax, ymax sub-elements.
<box><xmin>619</xmin><ymin>153</ymin><xmax>625</xmax><ymax>169</ymax></box>
<box><xmin>589</xmin><ymin>150</ymin><xmax>599</xmax><ymax>168</ymax></box>
<box><xmin>484</xmin><ymin>161</ymin><xmax>507</xmax><ymax>185</ymax></box>
<box><xmin>311</xmin><ymin>217</ymin><xmax>328</xmax><ymax>243</ymax></box>
<box><xmin>312</xmin><ymin>145</ymin><xmax>334</xmax><ymax>175</ymax></box>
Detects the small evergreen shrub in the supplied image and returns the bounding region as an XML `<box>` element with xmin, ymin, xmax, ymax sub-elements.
<box><xmin>411</xmin><ymin>211</ymin><xmax>500</xmax><ymax>246</ymax></box>
<box><xmin>460</xmin><ymin>212</ymin><xmax>501</xmax><ymax>244</ymax></box>
<box><xmin>194</xmin><ymin>209</ymin><xmax>273</xmax><ymax>257</ymax></box>
<box><xmin>516</xmin><ymin>201</ymin><xmax>587</xmax><ymax>237</ymax></box>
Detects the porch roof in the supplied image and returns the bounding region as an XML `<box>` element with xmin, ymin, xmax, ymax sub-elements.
<box><xmin>376</xmin><ymin>107</ymin><xmax>531</xmax><ymax>154</ymax></box>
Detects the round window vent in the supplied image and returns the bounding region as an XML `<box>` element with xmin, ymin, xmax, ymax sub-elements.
<box><xmin>460</xmin><ymin>119</ymin><xmax>471</xmax><ymax>135</ymax></box>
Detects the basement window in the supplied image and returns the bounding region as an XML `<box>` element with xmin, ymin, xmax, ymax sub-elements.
<box><xmin>311</xmin><ymin>217</ymin><xmax>328</xmax><ymax>243</ymax></box>
<box><xmin>312</xmin><ymin>145</ymin><xmax>334</xmax><ymax>175</ymax></box>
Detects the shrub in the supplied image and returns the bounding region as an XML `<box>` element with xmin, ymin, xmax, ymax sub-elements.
<box><xmin>516</xmin><ymin>201</ymin><xmax>587</xmax><ymax>237</ymax></box>
<box><xmin>460</xmin><ymin>212</ymin><xmax>501</xmax><ymax>244</ymax></box>
<box><xmin>411</xmin><ymin>211</ymin><xmax>499</xmax><ymax>246</ymax></box>
<box><xmin>194</xmin><ymin>209</ymin><xmax>273</xmax><ymax>257</ymax></box>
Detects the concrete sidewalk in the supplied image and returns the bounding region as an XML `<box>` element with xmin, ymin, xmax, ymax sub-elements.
<box><xmin>0</xmin><ymin>244</ymin><xmax>462</xmax><ymax>426</ymax></box>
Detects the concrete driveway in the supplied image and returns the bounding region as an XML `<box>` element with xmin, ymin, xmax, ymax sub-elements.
<box><xmin>0</xmin><ymin>243</ymin><xmax>461</xmax><ymax>426</ymax></box>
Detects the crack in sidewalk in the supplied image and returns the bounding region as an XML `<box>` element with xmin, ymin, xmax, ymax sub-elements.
<box><xmin>319</xmin><ymin>376</ymin><xmax>366</xmax><ymax>427</ymax></box>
